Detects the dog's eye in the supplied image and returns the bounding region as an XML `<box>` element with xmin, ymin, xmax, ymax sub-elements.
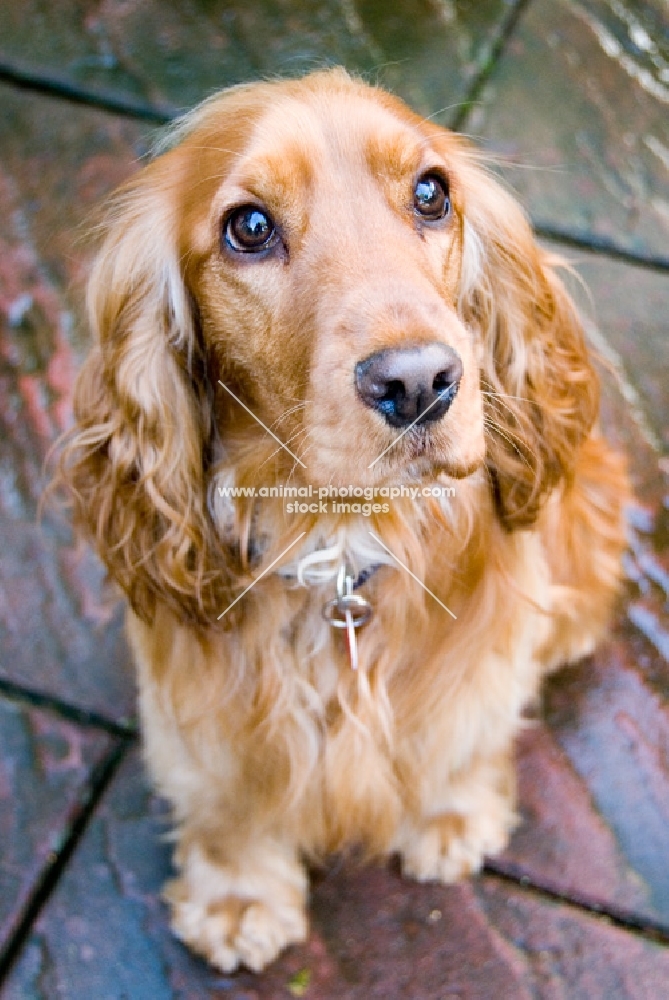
<box><xmin>224</xmin><ymin>206</ymin><xmax>277</xmax><ymax>253</ymax></box>
<box><xmin>413</xmin><ymin>174</ymin><xmax>450</xmax><ymax>221</ymax></box>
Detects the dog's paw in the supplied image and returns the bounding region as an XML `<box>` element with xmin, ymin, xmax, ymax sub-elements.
<box><xmin>400</xmin><ymin>806</ymin><xmax>513</xmax><ymax>884</ymax></box>
<box><xmin>164</xmin><ymin>845</ymin><xmax>308</xmax><ymax>972</ymax></box>
<box><xmin>167</xmin><ymin>887</ymin><xmax>308</xmax><ymax>972</ymax></box>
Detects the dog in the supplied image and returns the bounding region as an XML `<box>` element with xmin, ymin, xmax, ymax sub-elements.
<box><xmin>57</xmin><ymin>68</ymin><xmax>628</xmax><ymax>973</ymax></box>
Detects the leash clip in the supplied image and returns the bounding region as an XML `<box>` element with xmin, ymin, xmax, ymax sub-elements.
<box><xmin>322</xmin><ymin>564</ymin><xmax>373</xmax><ymax>670</ymax></box>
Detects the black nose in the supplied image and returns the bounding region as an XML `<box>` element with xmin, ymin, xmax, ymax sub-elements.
<box><xmin>355</xmin><ymin>343</ymin><xmax>463</xmax><ymax>428</ymax></box>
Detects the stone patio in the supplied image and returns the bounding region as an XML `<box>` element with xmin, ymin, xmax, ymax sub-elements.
<box><xmin>0</xmin><ymin>1</ymin><xmax>668</xmax><ymax>997</ymax></box>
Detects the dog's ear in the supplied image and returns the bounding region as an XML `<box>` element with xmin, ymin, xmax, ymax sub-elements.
<box><xmin>457</xmin><ymin>164</ymin><xmax>599</xmax><ymax>528</ymax></box>
<box><xmin>57</xmin><ymin>155</ymin><xmax>228</xmax><ymax>625</ymax></box>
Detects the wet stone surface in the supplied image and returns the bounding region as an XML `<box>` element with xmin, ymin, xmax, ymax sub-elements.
<box><xmin>0</xmin><ymin>87</ymin><xmax>144</xmax><ymax>721</ymax></box>
<box><xmin>476</xmin><ymin>877</ymin><xmax>669</xmax><ymax>999</ymax></box>
<box><xmin>567</xmin><ymin>250</ymin><xmax>669</xmax><ymax>452</ymax></box>
<box><xmin>498</xmin><ymin>723</ymin><xmax>653</xmax><ymax>919</ymax></box>
<box><xmin>6</xmin><ymin>745</ymin><xmax>669</xmax><ymax>999</ymax></box>
<box><xmin>0</xmin><ymin>695</ymin><xmax>115</xmax><ymax>953</ymax></box>
<box><xmin>0</xmin><ymin>85</ymin><xmax>148</xmax><ymax>293</ymax></box>
<box><xmin>543</xmin><ymin>633</ymin><xmax>669</xmax><ymax>925</ymax></box>
<box><xmin>0</xmin><ymin>0</ymin><xmax>517</xmax><ymax>125</ymax></box>
<box><xmin>470</xmin><ymin>0</ymin><xmax>669</xmax><ymax>259</ymax></box>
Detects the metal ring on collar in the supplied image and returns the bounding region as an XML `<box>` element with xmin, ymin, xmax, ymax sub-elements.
<box><xmin>322</xmin><ymin>594</ymin><xmax>373</xmax><ymax>628</ymax></box>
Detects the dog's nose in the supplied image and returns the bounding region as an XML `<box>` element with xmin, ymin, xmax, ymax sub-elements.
<box><xmin>355</xmin><ymin>343</ymin><xmax>463</xmax><ymax>428</ymax></box>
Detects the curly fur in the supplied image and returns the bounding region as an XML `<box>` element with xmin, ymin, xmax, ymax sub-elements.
<box><xmin>55</xmin><ymin>68</ymin><xmax>628</xmax><ymax>973</ymax></box>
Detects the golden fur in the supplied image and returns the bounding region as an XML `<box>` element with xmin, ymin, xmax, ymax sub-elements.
<box><xmin>56</xmin><ymin>69</ymin><xmax>628</xmax><ymax>972</ymax></box>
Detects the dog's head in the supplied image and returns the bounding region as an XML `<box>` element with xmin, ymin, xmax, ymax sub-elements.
<box><xmin>58</xmin><ymin>69</ymin><xmax>598</xmax><ymax>623</ymax></box>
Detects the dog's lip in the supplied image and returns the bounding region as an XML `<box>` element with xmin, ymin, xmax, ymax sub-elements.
<box><xmin>373</xmin><ymin>425</ymin><xmax>483</xmax><ymax>480</ymax></box>
<box><xmin>367</xmin><ymin>427</ymin><xmax>452</xmax><ymax>473</ymax></box>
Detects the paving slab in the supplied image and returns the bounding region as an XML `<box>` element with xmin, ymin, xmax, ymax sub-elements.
<box><xmin>477</xmin><ymin>877</ymin><xmax>669</xmax><ymax>999</ymax></box>
<box><xmin>0</xmin><ymin>85</ymin><xmax>147</xmax><ymax>292</ymax></box>
<box><xmin>555</xmin><ymin>245</ymin><xmax>669</xmax><ymax>931</ymax></box>
<box><xmin>0</xmin><ymin>87</ymin><xmax>148</xmax><ymax>721</ymax></box>
<box><xmin>490</xmin><ymin>522</ymin><xmax>669</xmax><ymax>929</ymax></box>
<box><xmin>0</xmin><ymin>0</ymin><xmax>517</xmax><ymax>125</ymax></box>
<box><xmin>7</xmin><ymin>745</ymin><xmax>669</xmax><ymax>1000</ymax></box>
<box><xmin>469</xmin><ymin>0</ymin><xmax>669</xmax><ymax>260</ymax></box>
<box><xmin>488</xmin><ymin>247</ymin><xmax>669</xmax><ymax>932</ymax></box>
<box><xmin>0</xmin><ymin>694</ymin><xmax>115</xmax><ymax>955</ymax></box>
<box><xmin>0</xmin><ymin>515</ymin><xmax>132</xmax><ymax>725</ymax></box>
<box><xmin>542</xmin><ymin>630</ymin><xmax>669</xmax><ymax>922</ymax></box>
<box><xmin>535</xmin><ymin>238</ymin><xmax>669</xmax><ymax>497</ymax></box>
<box><xmin>566</xmin><ymin>250</ymin><xmax>669</xmax><ymax>452</ymax></box>
<box><xmin>498</xmin><ymin>723</ymin><xmax>653</xmax><ymax>919</ymax></box>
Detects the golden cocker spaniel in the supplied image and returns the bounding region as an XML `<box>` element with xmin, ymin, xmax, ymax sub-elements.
<box><xmin>58</xmin><ymin>69</ymin><xmax>628</xmax><ymax>972</ymax></box>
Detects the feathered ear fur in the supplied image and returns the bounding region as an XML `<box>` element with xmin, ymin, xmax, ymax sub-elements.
<box><xmin>457</xmin><ymin>164</ymin><xmax>599</xmax><ymax>528</ymax></box>
<box><xmin>56</xmin><ymin>156</ymin><xmax>227</xmax><ymax>625</ymax></box>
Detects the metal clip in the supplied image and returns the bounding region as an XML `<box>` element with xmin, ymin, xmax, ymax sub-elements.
<box><xmin>322</xmin><ymin>564</ymin><xmax>373</xmax><ymax>669</ymax></box>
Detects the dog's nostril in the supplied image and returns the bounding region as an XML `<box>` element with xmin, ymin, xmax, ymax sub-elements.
<box><xmin>375</xmin><ymin>380</ymin><xmax>405</xmax><ymax>403</ymax></box>
<box><xmin>356</xmin><ymin>343</ymin><xmax>463</xmax><ymax>429</ymax></box>
<box><xmin>433</xmin><ymin>371</ymin><xmax>452</xmax><ymax>393</ymax></box>
<box><xmin>373</xmin><ymin>379</ymin><xmax>407</xmax><ymax>420</ymax></box>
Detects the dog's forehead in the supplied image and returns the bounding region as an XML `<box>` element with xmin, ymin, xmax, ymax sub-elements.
<box><xmin>224</xmin><ymin>90</ymin><xmax>433</xmax><ymax>198</ymax></box>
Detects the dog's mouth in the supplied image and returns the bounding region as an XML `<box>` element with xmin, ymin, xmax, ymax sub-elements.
<box><xmin>383</xmin><ymin>428</ymin><xmax>467</xmax><ymax>478</ymax></box>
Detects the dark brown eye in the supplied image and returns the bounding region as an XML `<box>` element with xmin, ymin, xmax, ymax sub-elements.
<box><xmin>413</xmin><ymin>174</ymin><xmax>450</xmax><ymax>221</ymax></box>
<box><xmin>224</xmin><ymin>205</ymin><xmax>277</xmax><ymax>253</ymax></box>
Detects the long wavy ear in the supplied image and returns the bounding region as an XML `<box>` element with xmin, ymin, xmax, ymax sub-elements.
<box><xmin>457</xmin><ymin>164</ymin><xmax>599</xmax><ymax>528</ymax></box>
<box><xmin>57</xmin><ymin>155</ymin><xmax>226</xmax><ymax>625</ymax></box>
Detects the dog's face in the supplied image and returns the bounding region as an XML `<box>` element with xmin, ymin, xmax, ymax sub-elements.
<box><xmin>174</xmin><ymin>77</ymin><xmax>484</xmax><ymax>486</ymax></box>
<box><xmin>60</xmin><ymin>70</ymin><xmax>598</xmax><ymax>623</ymax></box>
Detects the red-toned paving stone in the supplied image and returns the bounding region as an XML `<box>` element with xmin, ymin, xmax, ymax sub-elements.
<box><xmin>7</xmin><ymin>748</ymin><xmax>669</xmax><ymax>999</ymax></box>
<box><xmin>487</xmin><ymin>292</ymin><xmax>669</xmax><ymax>928</ymax></box>
<box><xmin>542</xmin><ymin>634</ymin><xmax>669</xmax><ymax>923</ymax></box>
<box><xmin>0</xmin><ymin>516</ymin><xmax>131</xmax><ymax>722</ymax></box>
<box><xmin>469</xmin><ymin>0</ymin><xmax>669</xmax><ymax>259</ymax></box>
<box><xmin>0</xmin><ymin>85</ymin><xmax>147</xmax><ymax>292</ymax></box>
<box><xmin>483</xmin><ymin>240</ymin><xmax>669</xmax><ymax>929</ymax></box>
<box><xmin>498</xmin><ymin>723</ymin><xmax>652</xmax><ymax>917</ymax></box>
<box><xmin>477</xmin><ymin>877</ymin><xmax>669</xmax><ymax>999</ymax></box>
<box><xmin>0</xmin><ymin>695</ymin><xmax>115</xmax><ymax>953</ymax></box>
<box><xmin>0</xmin><ymin>748</ymin><xmax>563</xmax><ymax>999</ymax></box>
<box><xmin>0</xmin><ymin>88</ymin><xmax>148</xmax><ymax>720</ymax></box>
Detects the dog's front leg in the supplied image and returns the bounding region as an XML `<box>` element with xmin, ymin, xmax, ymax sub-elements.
<box><xmin>394</xmin><ymin>750</ymin><xmax>517</xmax><ymax>883</ymax></box>
<box><xmin>129</xmin><ymin>613</ymin><xmax>309</xmax><ymax>972</ymax></box>
<box><xmin>141</xmin><ymin>711</ymin><xmax>309</xmax><ymax>973</ymax></box>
